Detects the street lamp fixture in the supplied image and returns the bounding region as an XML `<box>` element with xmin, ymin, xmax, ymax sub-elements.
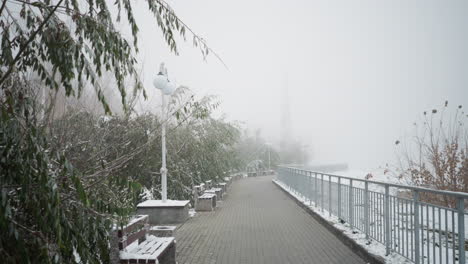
<box><xmin>153</xmin><ymin>62</ymin><xmax>176</xmax><ymax>203</ymax></box>
<box><xmin>136</xmin><ymin>63</ymin><xmax>189</xmax><ymax>226</ymax></box>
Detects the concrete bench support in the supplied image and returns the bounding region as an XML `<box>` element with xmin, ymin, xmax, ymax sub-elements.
<box><xmin>196</xmin><ymin>193</ymin><xmax>217</xmax><ymax>211</ymax></box>
<box><xmin>149</xmin><ymin>225</ymin><xmax>177</xmax><ymax>237</ymax></box>
<box><xmin>137</xmin><ymin>200</ymin><xmax>190</xmax><ymax>225</ymax></box>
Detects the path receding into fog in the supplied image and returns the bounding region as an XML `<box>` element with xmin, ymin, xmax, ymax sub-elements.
<box><xmin>175</xmin><ymin>175</ymin><xmax>364</xmax><ymax>264</ymax></box>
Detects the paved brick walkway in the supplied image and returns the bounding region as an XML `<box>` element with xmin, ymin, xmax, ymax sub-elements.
<box><xmin>175</xmin><ymin>176</ymin><xmax>364</xmax><ymax>264</ymax></box>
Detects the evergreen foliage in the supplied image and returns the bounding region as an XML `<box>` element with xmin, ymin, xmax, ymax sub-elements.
<box><xmin>0</xmin><ymin>1</ymin><xmax>274</xmax><ymax>262</ymax></box>
<box><xmin>0</xmin><ymin>0</ymin><xmax>216</xmax><ymax>262</ymax></box>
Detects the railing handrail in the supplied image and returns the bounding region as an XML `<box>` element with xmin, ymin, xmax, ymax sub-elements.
<box><xmin>279</xmin><ymin>166</ymin><xmax>468</xmax><ymax>199</ymax></box>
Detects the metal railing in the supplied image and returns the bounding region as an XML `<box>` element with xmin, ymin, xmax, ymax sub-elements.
<box><xmin>277</xmin><ymin>166</ymin><xmax>468</xmax><ymax>264</ymax></box>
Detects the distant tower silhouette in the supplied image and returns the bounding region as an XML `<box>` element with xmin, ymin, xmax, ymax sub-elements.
<box><xmin>280</xmin><ymin>75</ymin><xmax>292</xmax><ymax>153</ymax></box>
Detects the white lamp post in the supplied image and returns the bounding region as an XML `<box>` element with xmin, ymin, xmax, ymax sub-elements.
<box><xmin>136</xmin><ymin>63</ymin><xmax>189</xmax><ymax>225</ymax></box>
<box><xmin>153</xmin><ymin>63</ymin><xmax>175</xmax><ymax>203</ymax></box>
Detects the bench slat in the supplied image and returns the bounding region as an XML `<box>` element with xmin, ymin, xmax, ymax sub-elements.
<box><xmin>120</xmin><ymin>236</ymin><xmax>174</xmax><ymax>260</ymax></box>
<box><xmin>145</xmin><ymin>241</ymin><xmax>165</xmax><ymax>255</ymax></box>
<box><xmin>130</xmin><ymin>239</ymin><xmax>153</xmax><ymax>254</ymax></box>
<box><xmin>135</xmin><ymin>240</ymin><xmax>162</xmax><ymax>255</ymax></box>
<box><xmin>149</xmin><ymin>237</ymin><xmax>174</xmax><ymax>258</ymax></box>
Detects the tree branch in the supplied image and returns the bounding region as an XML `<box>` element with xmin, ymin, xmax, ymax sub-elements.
<box><xmin>0</xmin><ymin>0</ymin><xmax>7</xmax><ymax>17</ymax></box>
<box><xmin>0</xmin><ymin>0</ymin><xmax>65</xmax><ymax>86</ymax></box>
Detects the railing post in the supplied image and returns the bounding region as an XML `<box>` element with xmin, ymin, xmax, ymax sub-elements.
<box><xmin>289</xmin><ymin>168</ymin><xmax>292</xmax><ymax>188</ymax></box>
<box><xmin>281</xmin><ymin>168</ymin><xmax>284</xmax><ymax>184</ymax></box>
<box><xmin>338</xmin><ymin>177</ymin><xmax>342</xmax><ymax>220</ymax></box>
<box><xmin>297</xmin><ymin>170</ymin><xmax>300</xmax><ymax>195</ymax></box>
<box><xmin>299</xmin><ymin>170</ymin><xmax>302</xmax><ymax>195</ymax></box>
<box><xmin>296</xmin><ymin>170</ymin><xmax>301</xmax><ymax>195</ymax></box>
<box><xmin>296</xmin><ymin>170</ymin><xmax>299</xmax><ymax>194</ymax></box>
<box><xmin>284</xmin><ymin>168</ymin><xmax>287</xmax><ymax>186</ymax></box>
<box><xmin>299</xmin><ymin>170</ymin><xmax>302</xmax><ymax>196</ymax></box>
<box><xmin>321</xmin><ymin>174</ymin><xmax>324</xmax><ymax>212</ymax></box>
<box><xmin>292</xmin><ymin>169</ymin><xmax>295</xmax><ymax>191</ymax></box>
<box><xmin>297</xmin><ymin>170</ymin><xmax>300</xmax><ymax>194</ymax></box>
<box><xmin>364</xmin><ymin>181</ymin><xmax>369</xmax><ymax>239</ymax></box>
<box><xmin>301</xmin><ymin>171</ymin><xmax>307</xmax><ymax>202</ymax></box>
<box><xmin>308</xmin><ymin>172</ymin><xmax>312</xmax><ymax>206</ymax></box>
<box><xmin>385</xmin><ymin>185</ymin><xmax>391</xmax><ymax>255</ymax></box>
<box><xmin>288</xmin><ymin>168</ymin><xmax>291</xmax><ymax>190</ymax></box>
<box><xmin>301</xmin><ymin>170</ymin><xmax>308</xmax><ymax>198</ymax></box>
<box><xmin>458</xmin><ymin>197</ymin><xmax>466</xmax><ymax>264</ymax></box>
<box><xmin>292</xmin><ymin>169</ymin><xmax>295</xmax><ymax>193</ymax></box>
<box><xmin>349</xmin><ymin>179</ymin><xmax>354</xmax><ymax>227</ymax></box>
<box><xmin>329</xmin><ymin>175</ymin><xmax>332</xmax><ymax>216</ymax></box>
<box><xmin>284</xmin><ymin>168</ymin><xmax>287</xmax><ymax>187</ymax></box>
<box><xmin>413</xmin><ymin>190</ymin><xmax>420</xmax><ymax>264</ymax></box>
<box><xmin>305</xmin><ymin>171</ymin><xmax>308</xmax><ymax>202</ymax></box>
<box><xmin>314</xmin><ymin>172</ymin><xmax>318</xmax><ymax>207</ymax></box>
<box><xmin>290</xmin><ymin>169</ymin><xmax>293</xmax><ymax>191</ymax></box>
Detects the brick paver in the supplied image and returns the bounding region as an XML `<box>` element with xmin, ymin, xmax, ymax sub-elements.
<box><xmin>175</xmin><ymin>176</ymin><xmax>364</xmax><ymax>264</ymax></box>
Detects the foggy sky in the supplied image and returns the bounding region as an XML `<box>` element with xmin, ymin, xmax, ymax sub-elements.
<box><xmin>125</xmin><ymin>0</ymin><xmax>468</xmax><ymax>170</ymax></box>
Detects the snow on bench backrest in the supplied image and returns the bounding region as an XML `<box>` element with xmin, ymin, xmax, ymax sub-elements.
<box><xmin>199</xmin><ymin>193</ymin><xmax>216</xmax><ymax>199</ymax></box>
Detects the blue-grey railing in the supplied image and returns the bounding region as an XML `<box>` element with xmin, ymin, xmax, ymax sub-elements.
<box><xmin>277</xmin><ymin>166</ymin><xmax>468</xmax><ymax>264</ymax></box>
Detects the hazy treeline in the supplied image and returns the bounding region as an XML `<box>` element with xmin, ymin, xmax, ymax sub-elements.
<box><xmin>47</xmin><ymin>90</ymin><xmax>280</xmax><ymax>204</ymax></box>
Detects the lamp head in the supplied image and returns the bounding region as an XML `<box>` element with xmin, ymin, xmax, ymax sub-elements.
<box><xmin>153</xmin><ymin>63</ymin><xmax>168</xmax><ymax>90</ymax></box>
<box><xmin>163</xmin><ymin>81</ymin><xmax>176</xmax><ymax>95</ymax></box>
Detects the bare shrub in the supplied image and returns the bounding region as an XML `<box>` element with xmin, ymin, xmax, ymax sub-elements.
<box><xmin>395</xmin><ymin>102</ymin><xmax>467</xmax><ymax>208</ymax></box>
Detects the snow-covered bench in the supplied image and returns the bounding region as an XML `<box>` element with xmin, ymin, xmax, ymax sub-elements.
<box><xmin>195</xmin><ymin>193</ymin><xmax>217</xmax><ymax>211</ymax></box>
<box><xmin>205</xmin><ymin>187</ymin><xmax>223</xmax><ymax>201</ymax></box>
<box><xmin>193</xmin><ymin>184</ymin><xmax>205</xmax><ymax>196</ymax></box>
<box><xmin>217</xmin><ymin>182</ymin><xmax>227</xmax><ymax>193</ymax></box>
<box><xmin>223</xmin><ymin>176</ymin><xmax>232</xmax><ymax>187</ymax></box>
<box><xmin>117</xmin><ymin>215</ymin><xmax>176</xmax><ymax>264</ymax></box>
<box><xmin>205</xmin><ymin>180</ymin><xmax>212</xmax><ymax>189</ymax></box>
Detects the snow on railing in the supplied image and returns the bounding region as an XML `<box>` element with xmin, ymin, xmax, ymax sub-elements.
<box><xmin>277</xmin><ymin>166</ymin><xmax>468</xmax><ymax>264</ymax></box>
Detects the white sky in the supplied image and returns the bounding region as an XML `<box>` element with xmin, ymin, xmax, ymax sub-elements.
<box><xmin>125</xmin><ymin>0</ymin><xmax>468</xmax><ymax>169</ymax></box>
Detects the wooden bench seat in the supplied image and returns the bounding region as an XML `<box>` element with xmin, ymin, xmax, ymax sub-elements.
<box><xmin>117</xmin><ymin>215</ymin><xmax>176</xmax><ymax>264</ymax></box>
<box><xmin>119</xmin><ymin>236</ymin><xmax>175</xmax><ymax>264</ymax></box>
